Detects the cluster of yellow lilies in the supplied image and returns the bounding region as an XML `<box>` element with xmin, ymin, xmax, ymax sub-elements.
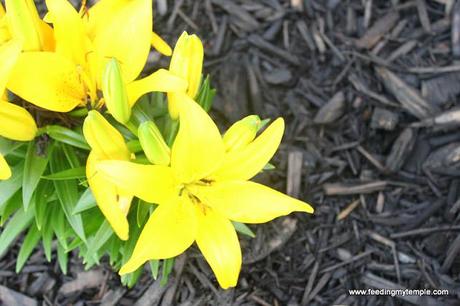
<box><xmin>0</xmin><ymin>0</ymin><xmax>313</xmax><ymax>289</ymax></box>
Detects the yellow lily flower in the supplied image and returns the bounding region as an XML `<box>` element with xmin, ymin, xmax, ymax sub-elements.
<box><xmin>6</xmin><ymin>0</ymin><xmax>186</xmax><ymax>113</ymax></box>
<box><xmin>83</xmin><ymin>110</ymin><xmax>133</xmax><ymax>240</ymax></box>
<box><xmin>167</xmin><ymin>32</ymin><xmax>204</xmax><ymax>118</ymax></box>
<box><xmin>97</xmin><ymin>95</ymin><xmax>314</xmax><ymax>288</ymax></box>
<box><xmin>0</xmin><ymin>40</ymin><xmax>37</xmax><ymax>180</ymax></box>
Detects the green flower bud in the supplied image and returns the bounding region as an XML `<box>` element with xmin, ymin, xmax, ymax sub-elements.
<box><xmin>223</xmin><ymin>115</ymin><xmax>261</xmax><ymax>152</ymax></box>
<box><xmin>138</xmin><ymin>121</ymin><xmax>171</xmax><ymax>166</ymax></box>
<box><xmin>102</xmin><ymin>58</ymin><xmax>131</xmax><ymax>124</ymax></box>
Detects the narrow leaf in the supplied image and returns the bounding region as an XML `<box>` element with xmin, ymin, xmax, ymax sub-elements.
<box><xmin>57</xmin><ymin>242</ymin><xmax>68</xmax><ymax>274</ymax></box>
<box><xmin>232</xmin><ymin>221</ymin><xmax>256</xmax><ymax>238</ymax></box>
<box><xmin>45</xmin><ymin>125</ymin><xmax>90</xmax><ymax>150</ymax></box>
<box><xmin>50</xmin><ymin>146</ymin><xmax>86</xmax><ymax>242</ymax></box>
<box><xmin>33</xmin><ymin>180</ymin><xmax>54</xmax><ymax>230</ymax></box>
<box><xmin>16</xmin><ymin>223</ymin><xmax>41</xmax><ymax>272</ymax></box>
<box><xmin>0</xmin><ymin>162</ymin><xmax>23</xmax><ymax>210</ymax></box>
<box><xmin>0</xmin><ymin>206</ymin><xmax>34</xmax><ymax>257</ymax></box>
<box><xmin>42</xmin><ymin>166</ymin><xmax>86</xmax><ymax>180</ymax></box>
<box><xmin>73</xmin><ymin>188</ymin><xmax>96</xmax><ymax>214</ymax></box>
<box><xmin>22</xmin><ymin>141</ymin><xmax>51</xmax><ymax>211</ymax></box>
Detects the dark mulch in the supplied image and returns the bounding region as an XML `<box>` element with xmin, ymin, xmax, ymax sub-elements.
<box><xmin>3</xmin><ymin>0</ymin><xmax>460</xmax><ymax>305</ymax></box>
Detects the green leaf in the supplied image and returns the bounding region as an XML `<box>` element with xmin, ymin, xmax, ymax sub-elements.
<box><xmin>136</xmin><ymin>200</ymin><xmax>152</xmax><ymax>227</ymax></box>
<box><xmin>45</xmin><ymin>125</ymin><xmax>90</xmax><ymax>150</ymax></box>
<box><xmin>73</xmin><ymin>188</ymin><xmax>96</xmax><ymax>214</ymax></box>
<box><xmin>33</xmin><ymin>180</ymin><xmax>54</xmax><ymax>230</ymax></box>
<box><xmin>126</xmin><ymin>140</ymin><xmax>142</xmax><ymax>153</ymax></box>
<box><xmin>0</xmin><ymin>206</ymin><xmax>34</xmax><ymax>257</ymax></box>
<box><xmin>108</xmin><ymin>236</ymin><xmax>122</xmax><ymax>266</ymax></box>
<box><xmin>1</xmin><ymin>191</ymin><xmax>21</xmax><ymax>225</ymax></box>
<box><xmin>41</xmin><ymin>208</ymin><xmax>54</xmax><ymax>262</ymax></box>
<box><xmin>258</xmin><ymin>118</ymin><xmax>271</xmax><ymax>131</ymax></box>
<box><xmin>16</xmin><ymin>223</ymin><xmax>41</xmax><ymax>272</ymax></box>
<box><xmin>42</xmin><ymin>167</ymin><xmax>86</xmax><ymax>180</ymax></box>
<box><xmin>121</xmin><ymin>265</ymin><xmax>143</xmax><ymax>288</ymax></box>
<box><xmin>22</xmin><ymin>141</ymin><xmax>52</xmax><ymax>211</ymax></box>
<box><xmin>84</xmin><ymin>221</ymin><xmax>113</xmax><ymax>266</ymax></box>
<box><xmin>62</xmin><ymin>144</ymin><xmax>81</xmax><ymax>169</ymax></box>
<box><xmin>120</xmin><ymin>209</ymin><xmax>144</xmax><ymax>287</ymax></box>
<box><xmin>68</xmin><ymin>107</ymin><xmax>88</xmax><ymax>117</ymax></box>
<box><xmin>195</xmin><ymin>75</ymin><xmax>216</xmax><ymax>112</ymax></box>
<box><xmin>0</xmin><ymin>162</ymin><xmax>24</xmax><ymax>210</ymax></box>
<box><xmin>52</xmin><ymin>206</ymin><xmax>68</xmax><ymax>250</ymax></box>
<box><xmin>149</xmin><ymin>260</ymin><xmax>160</xmax><ymax>280</ymax></box>
<box><xmin>57</xmin><ymin>242</ymin><xmax>68</xmax><ymax>274</ymax></box>
<box><xmin>160</xmin><ymin>258</ymin><xmax>175</xmax><ymax>285</ymax></box>
<box><xmin>232</xmin><ymin>221</ymin><xmax>256</xmax><ymax>238</ymax></box>
<box><xmin>0</xmin><ymin>138</ymin><xmax>24</xmax><ymax>156</ymax></box>
<box><xmin>164</xmin><ymin>119</ymin><xmax>179</xmax><ymax>147</ymax></box>
<box><xmin>50</xmin><ymin>146</ymin><xmax>86</xmax><ymax>242</ymax></box>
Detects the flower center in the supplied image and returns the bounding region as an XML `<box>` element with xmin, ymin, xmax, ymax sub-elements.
<box><xmin>179</xmin><ymin>179</ymin><xmax>213</xmax><ymax>213</ymax></box>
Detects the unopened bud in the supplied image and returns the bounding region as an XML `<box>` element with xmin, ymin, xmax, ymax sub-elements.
<box><xmin>83</xmin><ymin>110</ymin><xmax>130</xmax><ymax>160</ymax></box>
<box><xmin>138</xmin><ymin>121</ymin><xmax>170</xmax><ymax>166</ymax></box>
<box><xmin>102</xmin><ymin>58</ymin><xmax>131</xmax><ymax>124</ymax></box>
<box><xmin>0</xmin><ymin>101</ymin><xmax>37</xmax><ymax>141</ymax></box>
<box><xmin>5</xmin><ymin>0</ymin><xmax>42</xmax><ymax>51</ymax></box>
<box><xmin>223</xmin><ymin>115</ymin><xmax>261</xmax><ymax>152</ymax></box>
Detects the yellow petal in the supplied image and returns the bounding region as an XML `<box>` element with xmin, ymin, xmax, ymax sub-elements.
<box><xmin>151</xmin><ymin>32</ymin><xmax>172</xmax><ymax>56</ymax></box>
<box><xmin>211</xmin><ymin>118</ymin><xmax>284</xmax><ymax>181</ymax></box>
<box><xmin>195</xmin><ymin>207</ymin><xmax>241</xmax><ymax>289</ymax></box>
<box><xmin>126</xmin><ymin>69</ymin><xmax>188</xmax><ymax>107</ymax></box>
<box><xmin>93</xmin><ymin>0</ymin><xmax>152</xmax><ymax>83</ymax></box>
<box><xmin>97</xmin><ymin>160</ymin><xmax>176</xmax><ymax>204</ymax></box>
<box><xmin>119</xmin><ymin>195</ymin><xmax>197</xmax><ymax>274</ymax></box>
<box><xmin>5</xmin><ymin>0</ymin><xmax>42</xmax><ymax>50</ymax></box>
<box><xmin>0</xmin><ymin>39</ymin><xmax>21</xmax><ymax>91</ymax></box>
<box><xmin>0</xmin><ymin>153</ymin><xmax>11</xmax><ymax>180</ymax></box>
<box><xmin>82</xmin><ymin>110</ymin><xmax>130</xmax><ymax>160</ymax></box>
<box><xmin>0</xmin><ymin>3</ymin><xmax>5</xmax><ymax>16</ymax></box>
<box><xmin>0</xmin><ymin>23</ymin><xmax>11</xmax><ymax>45</ymax></box>
<box><xmin>192</xmin><ymin>180</ymin><xmax>314</xmax><ymax>224</ymax></box>
<box><xmin>87</xmin><ymin>152</ymin><xmax>131</xmax><ymax>240</ymax></box>
<box><xmin>7</xmin><ymin>52</ymin><xmax>85</xmax><ymax>112</ymax></box>
<box><xmin>45</xmin><ymin>0</ymin><xmax>89</xmax><ymax>66</ymax></box>
<box><xmin>37</xmin><ymin>20</ymin><xmax>55</xmax><ymax>51</ymax></box>
<box><xmin>171</xmin><ymin>95</ymin><xmax>224</xmax><ymax>183</ymax></box>
<box><xmin>186</xmin><ymin>34</ymin><xmax>203</xmax><ymax>98</ymax></box>
<box><xmin>85</xmin><ymin>0</ymin><xmax>126</xmax><ymax>37</ymax></box>
<box><xmin>167</xmin><ymin>92</ymin><xmax>182</xmax><ymax>119</ymax></box>
<box><xmin>0</xmin><ymin>100</ymin><xmax>37</xmax><ymax>141</ymax></box>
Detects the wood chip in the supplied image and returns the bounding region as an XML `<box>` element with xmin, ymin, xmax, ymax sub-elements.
<box><xmin>370</xmin><ymin>107</ymin><xmax>399</xmax><ymax>130</ymax></box>
<box><xmin>376</xmin><ymin>67</ymin><xmax>438</xmax><ymax>119</ymax></box>
<box><xmin>323</xmin><ymin>181</ymin><xmax>387</xmax><ymax>195</ymax></box>
<box><xmin>386</xmin><ymin>128</ymin><xmax>417</xmax><ymax>172</ymax></box>
<box><xmin>248</xmin><ymin>34</ymin><xmax>301</xmax><ymax>66</ymax></box>
<box><xmin>212</xmin><ymin>0</ymin><xmax>259</xmax><ymax>32</ymax></box>
<box><xmin>0</xmin><ymin>285</ymin><xmax>37</xmax><ymax>306</ymax></box>
<box><xmin>355</xmin><ymin>12</ymin><xmax>399</xmax><ymax>49</ymax></box>
<box><xmin>313</xmin><ymin>91</ymin><xmax>345</xmax><ymax>124</ymax></box>
<box><xmin>287</xmin><ymin>150</ymin><xmax>303</xmax><ymax>198</ymax></box>
<box><xmin>58</xmin><ymin>270</ymin><xmax>105</xmax><ymax>296</ymax></box>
